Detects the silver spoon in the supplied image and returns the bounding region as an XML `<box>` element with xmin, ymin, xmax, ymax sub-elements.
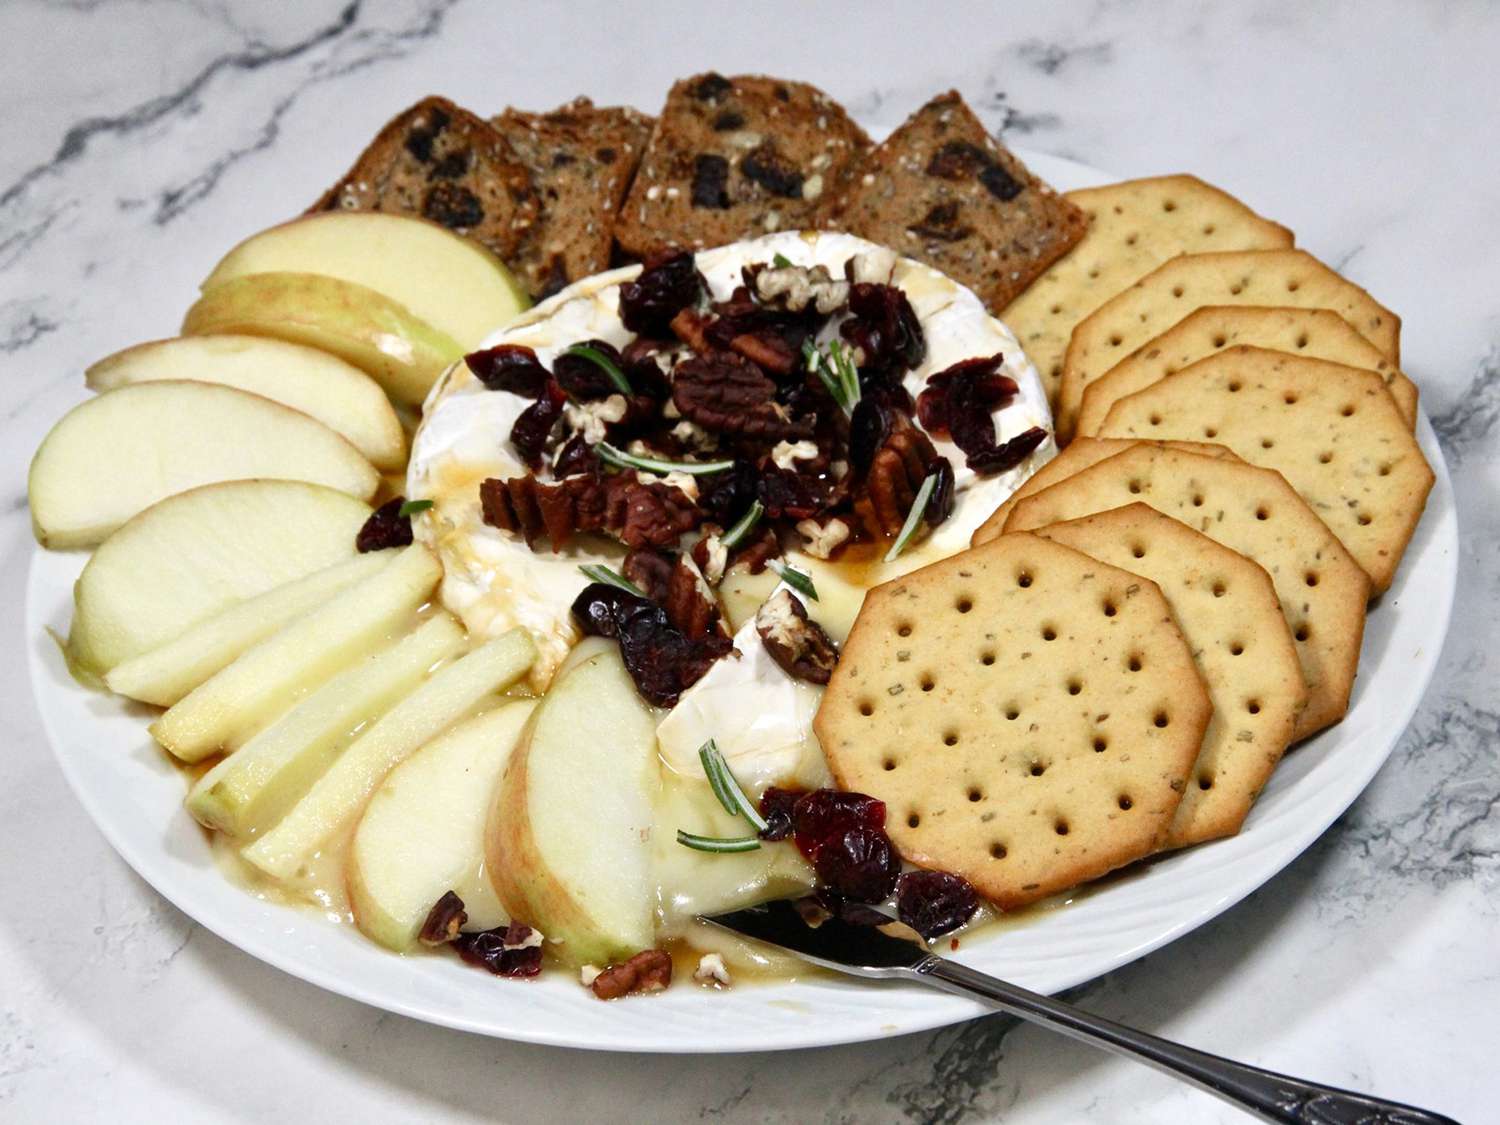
<box><xmin>706</xmin><ymin>900</ymin><xmax>1460</xmax><ymax>1124</ymax></box>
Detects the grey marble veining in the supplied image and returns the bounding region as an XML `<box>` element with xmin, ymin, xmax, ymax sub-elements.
<box><xmin>3</xmin><ymin>1</ymin><xmax>1497</xmax><ymax>1121</ymax></box>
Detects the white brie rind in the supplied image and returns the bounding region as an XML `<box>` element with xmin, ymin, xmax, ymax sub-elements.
<box><xmin>407</xmin><ymin>229</ymin><xmax>1055</xmax><ymax>764</ymax></box>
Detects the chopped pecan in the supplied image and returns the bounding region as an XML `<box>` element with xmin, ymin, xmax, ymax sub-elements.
<box><xmin>418</xmin><ymin>891</ymin><xmax>467</xmax><ymax>946</ymax></box>
<box><xmin>756</xmin><ymin>589</ymin><xmax>838</xmax><ymax>685</ymax></box>
<box><xmin>752</xmin><ymin>263</ymin><xmax>850</xmax><ymax>315</ymax></box>
<box><xmin>728</xmin><ymin>525</ymin><xmax>781</xmax><ymax>575</ymax></box>
<box><xmin>729</xmin><ymin>329</ymin><xmax>797</xmax><ymax>375</ymax></box>
<box><xmin>622</xmin><ymin>546</ymin><xmax>675</xmax><ymax>603</ymax></box>
<box><xmin>795</xmin><ymin>517</ymin><xmax>851</xmax><ymax>559</ymax></box>
<box><xmin>665</xmin><ymin>554</ymin><xmax>725</xmax><ymax>639</ymax></box>
<box><xmin>356</xmin><ymin>497</ymin><xmax>415</xmax><ymax>552</ymax></box>
<box><xmin>589</xmin><ymin>949</ymin><xmax>673</xmax><ymax>1000</ymax></box>
<box><xmin>864</xmin><ymin>426</ymin><xmax>941</xmax><ymax>537</ymax></box>
<box><xmin>756</xmin><ymin>462</ymin><xmax>831</xmax><ymax>521</ymax></box>
<box><xmin>669</xmin><ymin>306</ymin><xmax>710</xmax><ymax>354</ymax></box>
<box><xmin>672</xmin><ymin>353</ymin><xmax>813</xmax><ymax>440</ymax></box>
<box><xmin>606</xmin><ymin>473</ymin><xmax>702</xmax><ymax>549</ymax></box>
<box><xmin>690</xmin><ymin>530</ymin><xmax>729</xmax><ymax>584</ymax></box>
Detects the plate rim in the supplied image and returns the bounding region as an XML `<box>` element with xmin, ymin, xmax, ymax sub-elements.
<box><xmin>23</xmin><ymin>147</ymin><xmax>1460</xmax><ymax>1053</ymax></box>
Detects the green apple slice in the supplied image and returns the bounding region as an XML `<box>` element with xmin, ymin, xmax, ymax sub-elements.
<box><xmin>28</xmin><ymin>380</ymin><xmax>379</xmax><ymax>548</ymax></box>
<box><xmin>67</xmin><ymin>479</ymin><xmax>370</xmax><ymax>676</ymax></box>
<box><xmin>243</xmin><ymin>626</ymin><xmax>537</xmax><ymax>881</ymax></box>
<box><xmin>186</xmin><ymin>612</ymin><xmax>467</xmax><ymax>839</ymax></box>
<box><xmin>487</xmin><ymin>644</ymin><xmax>660</xmax><ymax>966</ymax></box>
<box><xmin>200</xmin><ymin>211</ymin><xmax>529</xmax><ymax>350</ymax></box>
<box><xmin>182</xmin><ymin>272</ymin><xmax>462</xmax><ymax>408</ymax></box>
<box><xmin>105</xmin><ymin>550</ymin><xmax>394</xmax><ymax>706</ymax></box>
<box><xmin>151</xmin><ymin>544</ymin><xmax>442</xmax><ymax>762</ymax></box>
<box><xmin>348</xmin><ymin>701</ymin><xmax>536</xmax><ymax>951</ymax></box>
<box><xmin>86</xmin><ymin>335</ymin><xmax>407</xmax><ymax>471</ymax></box>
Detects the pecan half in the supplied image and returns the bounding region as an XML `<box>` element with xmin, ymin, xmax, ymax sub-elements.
<box><xmin>418</xmin><ymin>890</ymin><xmax>467</xmax><ymax>946</ymax></box>
<box><xmin>672</xmin><ymin>353</ymin><xmax>812</xmax><ymax>440</ymax></box>
<box><xmin>756</xmin><ymin>589</ymin><xmax>838</xmax><ymax>685</ymax></box>
<box><xmin>481</xmin><ymin>472</ymin><xmax>701</xmax><ymax>551</ymax></box>
<box><xmin>864</xmin><ymin>426</ymin><xmax>941</xmax><ymax>537</ymax></box>
<box><xmin>589</xmin><ymin>949</ymin><xmax>673</xmax><ymax>1000</ymax></box>
<box><xmin>622</xmin><ymin>546</ymin><xmax>675</xmax><ymax>603</ymax></box>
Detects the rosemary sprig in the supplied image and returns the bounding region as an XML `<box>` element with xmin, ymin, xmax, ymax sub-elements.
<box><xmin>698</xmin><ymin>740</ymin><xmax>769</xmax><ymax>832</ymax></box>
<box><xmin>676</xmin><ymin>830</ymin><xmax>762</xmax><ymax>854</ymax></box>
<box><xmin>564</xmin><ymin>343</ymin><xmax>632</xmax><ymax>395</ymax></box>
<box><xmin>577</xmin><ymin>563</ymin><xmax>644</xmax><ymax>596</ymax></box>
<box><xmin>595</xmin><ymin>442</ymin><xmax>734</xmax><ymax>476</ymax></box>
<box><xmin>398</xmin><ymin>498</ymin><xmax>434</xmax><ymax>517</ymax></box>
<box><xmin>769</xmin><ymin>560</ymin><xmax>819</xmax><ymax>601</ymax></box>
<box><xmin>719</xmin><ymin>500</ymin><xmax>765</xmax><ymax>551</ymax></box>
<box><xmin>802</xmin><ymin>338</ymin><xmax>861</xmax><ymax>416</ymax></box>
<box><xmin>884</xmin><ymin>471</ymin><xmax>939</xmax><ymax>563</ymax></box>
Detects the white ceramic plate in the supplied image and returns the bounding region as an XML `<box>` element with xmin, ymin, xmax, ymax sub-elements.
<box><xmin>25</xmin><ymin>150</ymin><xmax>1458</xmax><ymax>1052</ymax></box>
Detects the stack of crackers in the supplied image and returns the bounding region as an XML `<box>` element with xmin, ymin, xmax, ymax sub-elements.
<box><xmin>311</xmin><ymin>79</ymin><xmax>1087</xmax><ymax>308</ymax></box>
<box><xmin>818</xmin><ymin>174</ymin><xmax>1435</xmax><ymax>909</ymax></box>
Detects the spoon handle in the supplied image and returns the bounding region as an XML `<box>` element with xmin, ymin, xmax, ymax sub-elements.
<box><xmin>915</xmin><ymin>956</ymin><xmax>1460</xmax><ymax>1124</ymax></box>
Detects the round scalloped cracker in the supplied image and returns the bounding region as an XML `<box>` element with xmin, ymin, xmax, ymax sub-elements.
<box><xmin>815</xmin><ymin>532</ymin><xmax>1211</xmax><ymax>910</ymax></box>
<box><xmin>1033</xmin><ymin>504</ymin><xmax>1306</xmax><ymax>849</ymax></box>
<box><xmin>1075</xmin><ymin>306</ymin><xmax>1419</xmax><ymax>437</ymax></box>
<box><xmin>1002</xmin><ymin>175</ymin><xmax>1292</xmax><ymax>409</ymax></box>
<box><xmin>1057</xmin><ymin>249</ymin><xmax>1400</xmax><ymax>440</ymax></box>
<box><xmin>972</xmin><ymin>437</ymin><xmax>1237</xmax><ymax>547</ymax></box>
<box><xmin>1004</xmin><ymin>445</ymin><xmax>1370</xmax><ymax>740</ymax></box>
<box><xmin>1096</xmin><ymin>346</ymin><xmax>1434</xmax><ymax>593</ymax></box>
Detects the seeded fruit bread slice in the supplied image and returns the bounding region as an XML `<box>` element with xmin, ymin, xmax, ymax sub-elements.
<box><xmin>310</xmin><ymin>96</ymin><xmax>539</xmax><ymax>264</ymax></box>
<box><xmin>613</xmin><ymin>72</ymin><xmax>870</xmax><ymax>256</ymax></box>
<box><xmin>824</xmin><ymin>91</ymin><xmax>1089</xmax><ymax>311</ymax></box>
<box><xmin>491</xmin><ymin>97</ymin><xmax>654</xmax><ymax>299</ymax></box>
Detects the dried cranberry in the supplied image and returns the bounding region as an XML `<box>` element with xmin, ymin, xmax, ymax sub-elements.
<box><xmin>465</xmin><ymin>344</ymin><xmax>551</xmax><ymax>397</ymax></box>
<box><xmin>570</xmin><ymin>583</ymin><xmax>731</xmax><ymax>706</ymax></box>
<box><xmin>841</xmin><ymin>283</ymin><xmax>926</xmax><ymax>374</ymax></box>
<box><xmin>924</xmin><ymin>458</ymin><xmax>956</xmax><ymax>526</ymax></box>
<box><xmin>756</xmin><ymin>464</ymin><xmax>830</xmax><ymax>521</ymax></box>
<box><xmin>552</xmin><ymin>434</ymin><xmax>598</xmax><ymax>478</ymax></box>
<box><xmin>967</xmin><ymin>426</ymin><xmax>1049</xmax><ymax>475</ymax></box>
<box><xmin>790</xmin><ymin>789</ymin><xmax>886</xmax><ymax>861</ymax></box>
<box><xmin>814</xmin><ymin>826</ymin><xmax>901</xmax><ymax>903</ymax></box>
<box><xmin>620</xmin><ymin>251</ymin><xmax>705</xmax><ymax>336</ymax></box>
<box><xmin>356</xmin><ymin>497</ymin><xmax>414</xmax><ymax>552</ymax></box>
<box><xmin>917</xmin><ymin>357</ymin><xmax>1018</xmax><ymax>439</ymax></box>
<box><xmin>509</xmin><ymin>380</ymin><xmax>568</xmax><ymax>468</ymax></box>
<box><xmin>452</xmin><ymin>921</ymin><xmax>543</xmax><ymax>978</ymax></box>
<box><xmin>553</xmin><ymin>339</ymin><xmax>625</xmax><ymax>400</ymax></box>
<box><xmin>619</xmin><ymin>340</ymin><xmax>673</xmax><ymax>399</ymax></box>
<box><xmin>757</xmin><ymin>786</ymin><xmax>808</xmax><ymax>841</ymax></box>
<box><xmin>896</xmin><ymin>870</ymin><xmax>980</xmax><ymax>939</ymax></box>
<box><xmin>698</xmin><ymin>459</ymin><xmax>760</xmax><ymax>525</ymax></box>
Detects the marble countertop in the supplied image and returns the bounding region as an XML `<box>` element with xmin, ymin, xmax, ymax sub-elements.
<box><xmin>3</xmin><ymin>2</ymin><xmax>1496</xmax><ymax>1121</ymax></box>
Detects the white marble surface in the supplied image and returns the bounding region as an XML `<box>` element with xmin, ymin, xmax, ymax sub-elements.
<box><xmin>3</xmin><ymin>1</ymin><xmax>1497</xmax><ymax>1120</ymax></box>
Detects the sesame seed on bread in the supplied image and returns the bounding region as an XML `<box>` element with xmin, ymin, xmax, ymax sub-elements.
<box><xmin>309</xmin><ymin>95</ymin><xmax>539</xmax><ymax>265</ymax></box>
<box><xmin>614</xmin><ymin>73</ymin><xmax>870</xmax><ymax>257</ymax></box>
<box><xmin>491</xmin><ymin>97</ymin><xmax>655</xmax><ymax>300</ymax></box>
<box><xmin>824</xmin><ymin>91</ymin><xmax>1089</xmax><ymax>310</ymax></box>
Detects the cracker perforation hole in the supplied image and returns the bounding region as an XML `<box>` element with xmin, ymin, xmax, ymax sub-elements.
<box><xmin>1213</xmin><ymin>335</ymin><xmax>1228</xmax><ymax>348</ymax></box>
<box><xmin>1129</xmin><ymin>478</ymin><xmax>1145</xmax><ymax>493</ymax></box>
<box><xmin>1041</xmin><ymin>625</ymin><xmax>1057</xmax><ymax>642</ymax></box>
<box><xmin>897</xmin><ymin>622</ymin><xmax>913</xmax><ymax>637</ymax></box>
<box><xmin>1247</xmin><ymin>699</ymin><xmax>1262</xmax><ymax>715</ymax></box>
<box><xmin>1017</xmin><ymin>570</ymin><xmax>1033</xmax><ymax>588</ymax></box>
<box><xmin>1318</xmin><ymin>451</ymin><xmax>1333</xmax><ymax>464</ymax></box>
<box><xmin>1378</xmin><ymin>463</ymin><xmax>1392</xmax><ymax>477</ymax></box>
<box><xmin>1131</xmin><ymin>542</ymin><xmax>1147</xmax><ymax>558</ymax></box>
<box><xmin>1054</xmin><ymin>820</ymin><xmax>1070</xmax><ymax>836</ymax></box>
<box><xmin>1153</xmin><ymin>711</ymin><xmax>1170</xmax><ymax>728</ymax></box>
<box><xmin>1229</xmin><ymin>641</ymin><xmax>1244</xmax><ymax>656</ymax></box>
<box><xmin>1305</xmin><ymin>571</ymin><xmax>1319</xmax><ymax>587</ymax></box>
<box><xmin>1117</xmin><ymin>795</ymin><xmax>1133</xmax><ymax>811</ymax></box>
<box><xmin>1287</xmin><ymin>279</ymin><xmax>1301</xmax><ymax>292</ymax></box>
<box><xmin>1261</xmin><ymin>438</ymin><xmax>1275</xmax><ymax>450</ymax></box>
<box><xmin>1092</xmin><ymin>736</ymin><xmax>1108</xmax><ymax>753</ymax></box>
<box><xmin>882</xmin><ymin>757</ymin><xmax>897</xmax><ymax>771</ymax></box>
<box><xmin>1294</xmin><ymin>623</ymin><xmax>1311</xmax><ymax>642</ymax></box>
<box><xmin>1284</xmin><ymin>392</ymin><xmax>1299</xmax><ymax>405</ymax></box>
<box><xmin>1162</xmin><ymin>199</ymin><xmax>1177</xmax><ymax>212</ymax></box>
<box><xmin>1357</xmin><ymin>512</ymin><xmax>1373</xmax><ymax>526</ymax></box>
<box><xmin>1192</xmin><ymin>494</ymin><xmax>1205</xmax><ymax>507</ymax></box>
<box><xmin>1341</xmin><ymin>403</ymin><xmax>1357</xmax><ymax>417</ymax></box>
<box><xmin>1211</xmin><ymin>580</ymin><xmax>1226</xmax><ymax>597</ymax></box>
<box><xmin>967</xmin><ymin>788</ymin><xmax>983</xmax><ymax>803</ymax></box>
<box><xmin>1295</xmin><ymin>333</ymin><xmax>1309</xmax><ymax>348</ymax></box>
<box><xmin>1102</xmin><ymin>600</ymin><xmax>1117</xmax><ymax>617</ymax></box>
<box><xmin>1203</xmin><ymin>426</ymin><xmax>1218</xmax><ymax>439</ymax></box>
<box><xmin>1005</xmin><ymin>706</ymin><xmax>1021</xmax><ymax>721</ymax></box>
<box><xmin>1255</xmin><ymin>506</ymin><xmax>1270</xmax><ymax>521</ymax></box>
<box><xmin>943</xmin><ymin>731</ymin><xmax>959</xmax><ymax>747</ymax></box>
<box><xmin>956</xmin><ymin>597</ymin><xmax>973</xmax><ymax>614</ymax></box>
<box><xmin>1202</xmin><ymin>223</ymin><xmax>1216</xmax><ymax>235</ymax></box>
<box><xmin>989</xmin><ymin>842</ymin><xmax>1007</xmax><ymax>859</ymax></box>
<box><xmin>1029</xmin><ymin>761</ymin><xmax>1046</xmax><ymax>777</ymax></box>
<box><xmin>1171</xmin><ymin>286</ymin><xmax>1184</xmax><ymax>299</ymax></box>
<box><xmin>907</xmin><ymin>813</ymin><xmax>921</xmax><ymax>828</ymax></box>
<box><xmin>1067</xmin><ymin>678</ymin><xmax>1083</xmax><ymax>695</ymax></box>
<box><xmin>1228</xmin><ymin>381</ymin><xmax>1241</xmax><ymax>392</ymax></box>
<box><xmin>1127</xmin><ymin>655</ymin><xmax>1142</xmax><ymax>672</ymax></box>
<box><xmin>920</xmin><ymin>675</ymin><xmax>935</xmax><ymax>692</ymax></box>
<box><xmin>859</xmin><ymin>700</ymin><xmax>875</xmax><ymax>716</ymax></box>
<box><xmin>1109</xmin><ymin>333</ymin><xmax>1123</xmax><ymax>347</ymax></box>
<box><xmin>980</xmin><ymin>650</ymin><xmax>996</xmax><ymax>666</ymax></box>
<box><xmin>1198</xmin><ymin>775</ymin><xmax>1214</xmax><ymax>791</ymax></box>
